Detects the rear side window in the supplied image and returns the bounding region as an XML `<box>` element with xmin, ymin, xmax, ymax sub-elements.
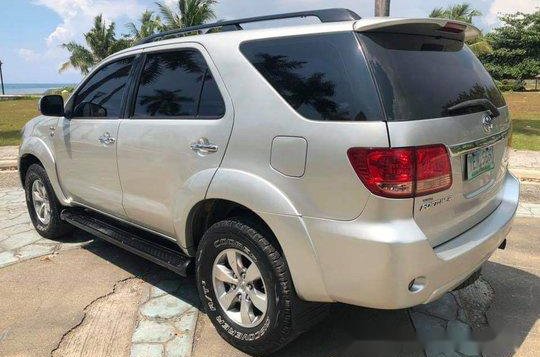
<box><xmin>240</xmin><ymin>32</ymin><xmax>383</xmax><ymax>121</ymax></box>
<box><xmin>358</xmin><ymin>33</ymin><xmax>505</xmax><ymax>121</ymax></box>
<box><xmin>132</xmin><ymin>50</ymin><xmax>225</xmax><ymax>118</ymax></box>
<box><xmin>73</xmin><ymin>57</ymin><xmax>134</xmax><ymax>118</ymax></box>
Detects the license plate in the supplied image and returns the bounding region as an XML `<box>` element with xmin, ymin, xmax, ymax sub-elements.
<box><xmin>466</xmin><ymin>146</ymin><xmax>495</xmax><ymax>180</ymax></box>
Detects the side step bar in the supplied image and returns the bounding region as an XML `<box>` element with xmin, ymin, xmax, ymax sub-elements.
<box><xmin>61</xmin><ymin>209</ymin><xmax>192</xmax><ymax>276</ymax></box>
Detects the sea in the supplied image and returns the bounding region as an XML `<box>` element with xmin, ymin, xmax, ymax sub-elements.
<box><xmin>1</xmin><ymin>83</ymin><xmax>77</xmax><ymax>95</ymax></box>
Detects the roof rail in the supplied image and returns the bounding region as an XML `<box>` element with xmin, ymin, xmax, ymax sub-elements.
<box><xmin>136</xmin><ymin>8</ymin><xmax>361</xmax><ymax>45</ymax></box>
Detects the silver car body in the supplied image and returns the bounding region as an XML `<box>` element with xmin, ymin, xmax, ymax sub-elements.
<box><xmin>19</xmin><ymin>17</ymin><xmax>519</xmax><ymax>309</ymax></box>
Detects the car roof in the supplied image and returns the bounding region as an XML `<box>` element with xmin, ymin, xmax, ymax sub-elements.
<box><xmin>110</xmin><ymin>16</ymin><xmax>480</xmax><ymax>60</ymax></box>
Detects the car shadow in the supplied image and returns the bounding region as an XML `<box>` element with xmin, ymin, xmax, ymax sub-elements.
<box><xmin>78</xmin><ymin>232</ymin><xmax>201</xmax><ymax>309</ymax></box>
<box><xmin>479</xmin><ymin>261</ymin><xmax>539</xmax><ymax>357</ymax></box>
<box><xmin>69</xmin><ymin>230</ymin><xmax>537</xmax><ymax>357</ymax></box>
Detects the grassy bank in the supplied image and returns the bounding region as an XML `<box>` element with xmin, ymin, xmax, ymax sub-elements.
<box><xmin>0</xmin><ymin>98</ymin><xmax>39</xmax><ymax>146</ymax></box>
<box><xmin>0</xmin><ymin>93</ymin><xmax>538</xmax><ymax>149</ymax></box>
<box><xmin>505</xmin><ymin>92</ymin><xmax>540</xmax><ymax>151</ymax></box>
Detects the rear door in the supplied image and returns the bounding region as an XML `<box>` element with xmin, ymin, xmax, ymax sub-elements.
<box><xmin>357</xmin><ymin>29</ymin><xmax>510</xmax><ymax>247</ymax></box>
<box><xmin>116</xmin><ymin>44</ymin><xmax>233</xmax><ymax>236</ymax></box>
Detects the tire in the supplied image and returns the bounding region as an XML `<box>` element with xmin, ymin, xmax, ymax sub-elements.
<box><xmin>195</xmin><ymin>217</ymin><xmax>327</xmax><ymax>356</ymax></box>
<box><xmin>24</xmin><ymin>164</ymin><xmax>72</xmax><ymax>239</ymax></box>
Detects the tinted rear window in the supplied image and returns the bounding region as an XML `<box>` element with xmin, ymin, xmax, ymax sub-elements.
<box><xmin>358</xmin><ymin>33</ymin><xmax>505</xmax><ymax>121</ymax></box>
<box><xmin>240</xmin><ymin>32</ymin><xmax>383</xmax><ymax>121</ymax></box>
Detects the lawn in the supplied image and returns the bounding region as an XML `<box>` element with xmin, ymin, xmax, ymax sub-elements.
<box><xmin>504</xmin><ymin>92</ymin><xmax>540</xmax><ymax>151</ymax></box>
<box><xmin>0</xmin><ymin>93</ymin><xmax>538</xmax><ymax>150</ymax></box>
<box><xmin>0</xmin><ymin>98</ymin><xmax>39</xmax><ymax>146</ymax></box>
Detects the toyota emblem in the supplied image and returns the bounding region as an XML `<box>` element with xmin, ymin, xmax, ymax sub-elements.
<box><xmin>482</xmin><ymin>114</ymin><xmax>494</xmax><ymax>133</ymax></box>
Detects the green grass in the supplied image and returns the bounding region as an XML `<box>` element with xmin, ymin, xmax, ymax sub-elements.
<box><xmin>0</xmin><ymin>98</ymin><xmax>40</xmax><ymax>146</ymax></box>
<box><xmin>0</xmin><ymin>93</ymin><xmax>538</xmax><ymax>150</ymax></box>
<box><xmin>504</xmin><ymin>92</ymin><xmax>540</xmax><ymax>151</ymax></box>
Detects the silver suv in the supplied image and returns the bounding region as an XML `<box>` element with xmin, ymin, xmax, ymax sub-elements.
<box><xmin>19</xmin><ymin>9</ymin><xmax>519</xmax><ymax>355</ymax></box>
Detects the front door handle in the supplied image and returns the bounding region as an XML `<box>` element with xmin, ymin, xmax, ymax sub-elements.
<box><xmin>98</xmin><ymin>132</ymin><xmax>116</xmax><ymax>146</ymax></box>
<box><xmin>190</xmin><ymin>138</ymin><xmax>218</xmax><ymax>155</ymax></box>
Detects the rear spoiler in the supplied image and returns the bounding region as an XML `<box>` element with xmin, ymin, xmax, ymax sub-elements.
<box><xmin>353</xmin><ymin>18</ymin><xmax>481</xmax><ymax>42</ymax></box>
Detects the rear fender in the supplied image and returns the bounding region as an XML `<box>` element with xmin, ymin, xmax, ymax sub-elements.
<box><xmin>205</xmin><ymin>168</ymin><xmax>331</xmax><ymax>302</ymax></box>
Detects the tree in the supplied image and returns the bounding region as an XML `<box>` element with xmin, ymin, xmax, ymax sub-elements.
<box><xmin>479</xmin><ymin>11</ymin><xmax>540</xmax><ymax>83</ymax></box>
<box><xmin>374</xmin><ymin>0</ymin><xmax>390</xmax><ymax>17</ymax></box>
<box><xmin>429</xmin><ymin>3</ymin><xmax>481</xmax><ymax>23</ymax></box>
<box><xmin>126</xmin><ymin>10</ymin><xmax>163</xmax><ymax>41</ymax></box>
<box><xmin>156</xmin><ymin>0</ymin><xmax>217</xmax><ymax>30</ymax></box>
<box><xmin>429</xmin><ymin>3</ymin><xmax>490</xmax><ymax>57</ymax></box>
<box><xmin>60</xmin><ymin>15</ymin><xmax>131</xmax><ymax>74</ymax></box>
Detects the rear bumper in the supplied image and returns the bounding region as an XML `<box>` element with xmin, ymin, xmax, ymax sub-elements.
<box><xmin>303</xmin><ymin>171</ymin><xmax>519</xmax><ymax>309</ymax></box>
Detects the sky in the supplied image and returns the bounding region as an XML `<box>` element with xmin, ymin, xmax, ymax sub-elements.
<box><xmin>0</xmin><ymin>0</ymin><xmax>538</xmax><ymax>84</ymax></box>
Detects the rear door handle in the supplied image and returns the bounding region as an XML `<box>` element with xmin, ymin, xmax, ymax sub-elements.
<box><xmin>190</xmin><ymin>138</ymin><xmax>218</xmax><ymax>155</ymax></box>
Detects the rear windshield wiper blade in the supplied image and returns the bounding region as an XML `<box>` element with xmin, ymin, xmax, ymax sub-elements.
<box><xmin>447</xmin><ymin>98</ymin><xmax>500</xmax><ymax>117</ymax></box>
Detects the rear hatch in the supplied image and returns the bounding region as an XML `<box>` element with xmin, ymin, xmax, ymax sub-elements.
<box><xmin>355</xmin><ymin>19</ymin><xmax>510</xmax><ymax>247</ymax></box>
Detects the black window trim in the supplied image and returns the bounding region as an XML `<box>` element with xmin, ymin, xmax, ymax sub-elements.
<box><xmin>127</xmin><ymin>48</ymin><xmax>226</xmax><ymax>121</ymax></box>
<box><xmin>66</xmin><ymin>54</ymin><xmax>138</xmax><ymax>120</ymax></box>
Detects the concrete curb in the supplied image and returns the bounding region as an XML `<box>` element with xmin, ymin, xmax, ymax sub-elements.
<box><xmin>510</xmin><ymin>168</ymin><xmax>540</xmax><ymax>182</ymax></box>
<box><xmin>0</xmin><ymin>160</ymin><xmax>17</xmax><ymax>171</ymax></box>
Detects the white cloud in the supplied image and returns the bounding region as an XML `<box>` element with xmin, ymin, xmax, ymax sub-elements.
<box><xmin>18</xmin><ymin>48</ymin><xmax>40</xmax><ymax>62</ymax></box>
<box><xmin>30</xmin><ymin>0</ymin><xmax>147</xmax><ymax>76</ymax></box>
<box><xmin>34</xmin><ymin>0</ymin><xmax>146</xmax><ymax>45</ymax></box>
<box><xmin>485</xmin><ymin>0</ymin><xmax>539</xmax><ymax>25</ymax></box>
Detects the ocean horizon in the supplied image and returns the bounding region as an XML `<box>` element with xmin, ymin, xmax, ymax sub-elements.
<box><xmin>1</xmin><ymin>83</ymin><xmax>77</xmax><ymax>95</ymax></box>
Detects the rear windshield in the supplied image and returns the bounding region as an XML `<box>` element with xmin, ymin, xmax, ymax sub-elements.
<box><xmin>240</xmin><ymin>32</ymin><xmax>384</xmax><ymax>121</ymax></box>
<box><xmin>358</xmin><ymin>33</ymin><xmax>505</xmax><ymax>121</ymax></box>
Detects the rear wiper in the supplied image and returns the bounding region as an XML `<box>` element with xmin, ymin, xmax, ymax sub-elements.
<box><xmin>447</xmin><ymin>99</ymin><xmax>500</xmax><ymax>117</ymax></box>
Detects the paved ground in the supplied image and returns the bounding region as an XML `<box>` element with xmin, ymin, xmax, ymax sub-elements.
<box><xmin>193</xmin><ymin>217</ymin><xmax>539</xmax><ymax>357</ymax></box>
<box><xmin>0</xmin><ymin>188</ymin><xmax>199</xmax><ymax>357</ymax></box>
<box><xmin>0</xmin><ymin>168</ymin><xmax>538</xmax><ymax>357</ymax></box>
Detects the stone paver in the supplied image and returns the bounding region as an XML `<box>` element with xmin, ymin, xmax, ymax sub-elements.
<box><xmin>516</xmin><ymin>202</ymin><xmax>540</xmax><ymax>218</ymax></box>
<box><xmin>411</xmin><ymin>290</ymin><xmax>482</xmax><ymax>357</ymax></box>
<box><xmin>132</xmin><ymin>278</ymin><xmax>199</xmax><ymax>357</ymax></box>
<box><xmin>0</xmin><ymin>187</ymin><xmax>200</xmax><ymax>357</ymax></box>
<box><xmin>0</xmin><ymin>188</ymin><xmax>92</xmax><ymax>269</ymax></box>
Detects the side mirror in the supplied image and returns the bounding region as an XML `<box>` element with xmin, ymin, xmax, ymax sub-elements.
<box><xmin>39</xmin><ymin>95</ymin><xmax>65</xmax><ymax>117</ymax></box>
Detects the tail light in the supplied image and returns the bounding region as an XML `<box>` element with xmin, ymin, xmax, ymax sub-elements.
<box><xmin>347</xmin><ymin>145</ymin><xmax>452</xmax><ymax>198</ymax></box>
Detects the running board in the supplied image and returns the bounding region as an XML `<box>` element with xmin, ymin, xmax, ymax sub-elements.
<box><xmin>60</xmin><ymin>209</ymin><xmax>192</xmax><ymax>276</ymax></box>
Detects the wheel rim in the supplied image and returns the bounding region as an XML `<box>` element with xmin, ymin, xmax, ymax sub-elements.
<box><xmin>212</xmin><ymin>248</ymin><xmax>268</xmax><ymax>328</ymax></box>
<box><xmin>31</xmin><ymin>179</ymin><xmax>51</xmax><ymax>225</ymax></box>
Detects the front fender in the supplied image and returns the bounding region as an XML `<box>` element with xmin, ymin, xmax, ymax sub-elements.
<box><xmin>205</xmin><ymin>169</ymin><xmax>331</xmax><ymax>302</ymax></box>
<box><xmin>19</xmin><ymin>136</ymin><xmax>69</xmax><ymax>205</ymax></box>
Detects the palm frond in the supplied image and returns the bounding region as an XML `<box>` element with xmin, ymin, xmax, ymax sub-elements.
<box><xmin>429</xmin><ymin>8</ymin><xmax>447</xmax><ymax>18</ymax></box>
<box><xmin>60</xmin><ymin>14</ymin><xmax>130</xmax><ymax>74</ymax></box>
<box><xmin>156</xmin><ymin>1</ymin><xmax>181</xmax><ymax>29</ymax></box>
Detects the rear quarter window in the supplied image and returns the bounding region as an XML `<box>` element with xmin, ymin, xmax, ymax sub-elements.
<box><xmin>240</xmin><ymin>32</ymin><xmax>383</xmax><ymax>122</ymax></box>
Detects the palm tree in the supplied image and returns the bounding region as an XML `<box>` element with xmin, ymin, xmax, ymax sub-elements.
<box><xmin>429</xmin><ymin>7</ymin><xmax>446</xmax><ymax>19</ymax></box>
<box><xmin>60</xmin><ymin>15</ymin><xmax>130</xmax><ymax>74</ymax></box>
<box><xmin>429</xmin><ymin>3</ymin><xmax>481</xmax><ymax>23</ymax></box>
<box><xmin>156</xmin><ymin>0</ymin><xmax>217</xmax><ymax>30</ymax></box>
<box><xmin>428</xmin><ymin>3</ymin><xmax>490</xmax><ymax>56</ymax></box>
<box><xmin>374</xmin><ymin>0</ymin><xmax>391</xmax><ymax>17</ymax></box>
<box><xmin>126</xmin><ymin>10</ymin><xmax>163</xmax><ymax>41</ymax></box>
<box><xmin>446</xmin><ymin>3</ymin><xmax>481</xmax><ymax>23</ymax></box>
